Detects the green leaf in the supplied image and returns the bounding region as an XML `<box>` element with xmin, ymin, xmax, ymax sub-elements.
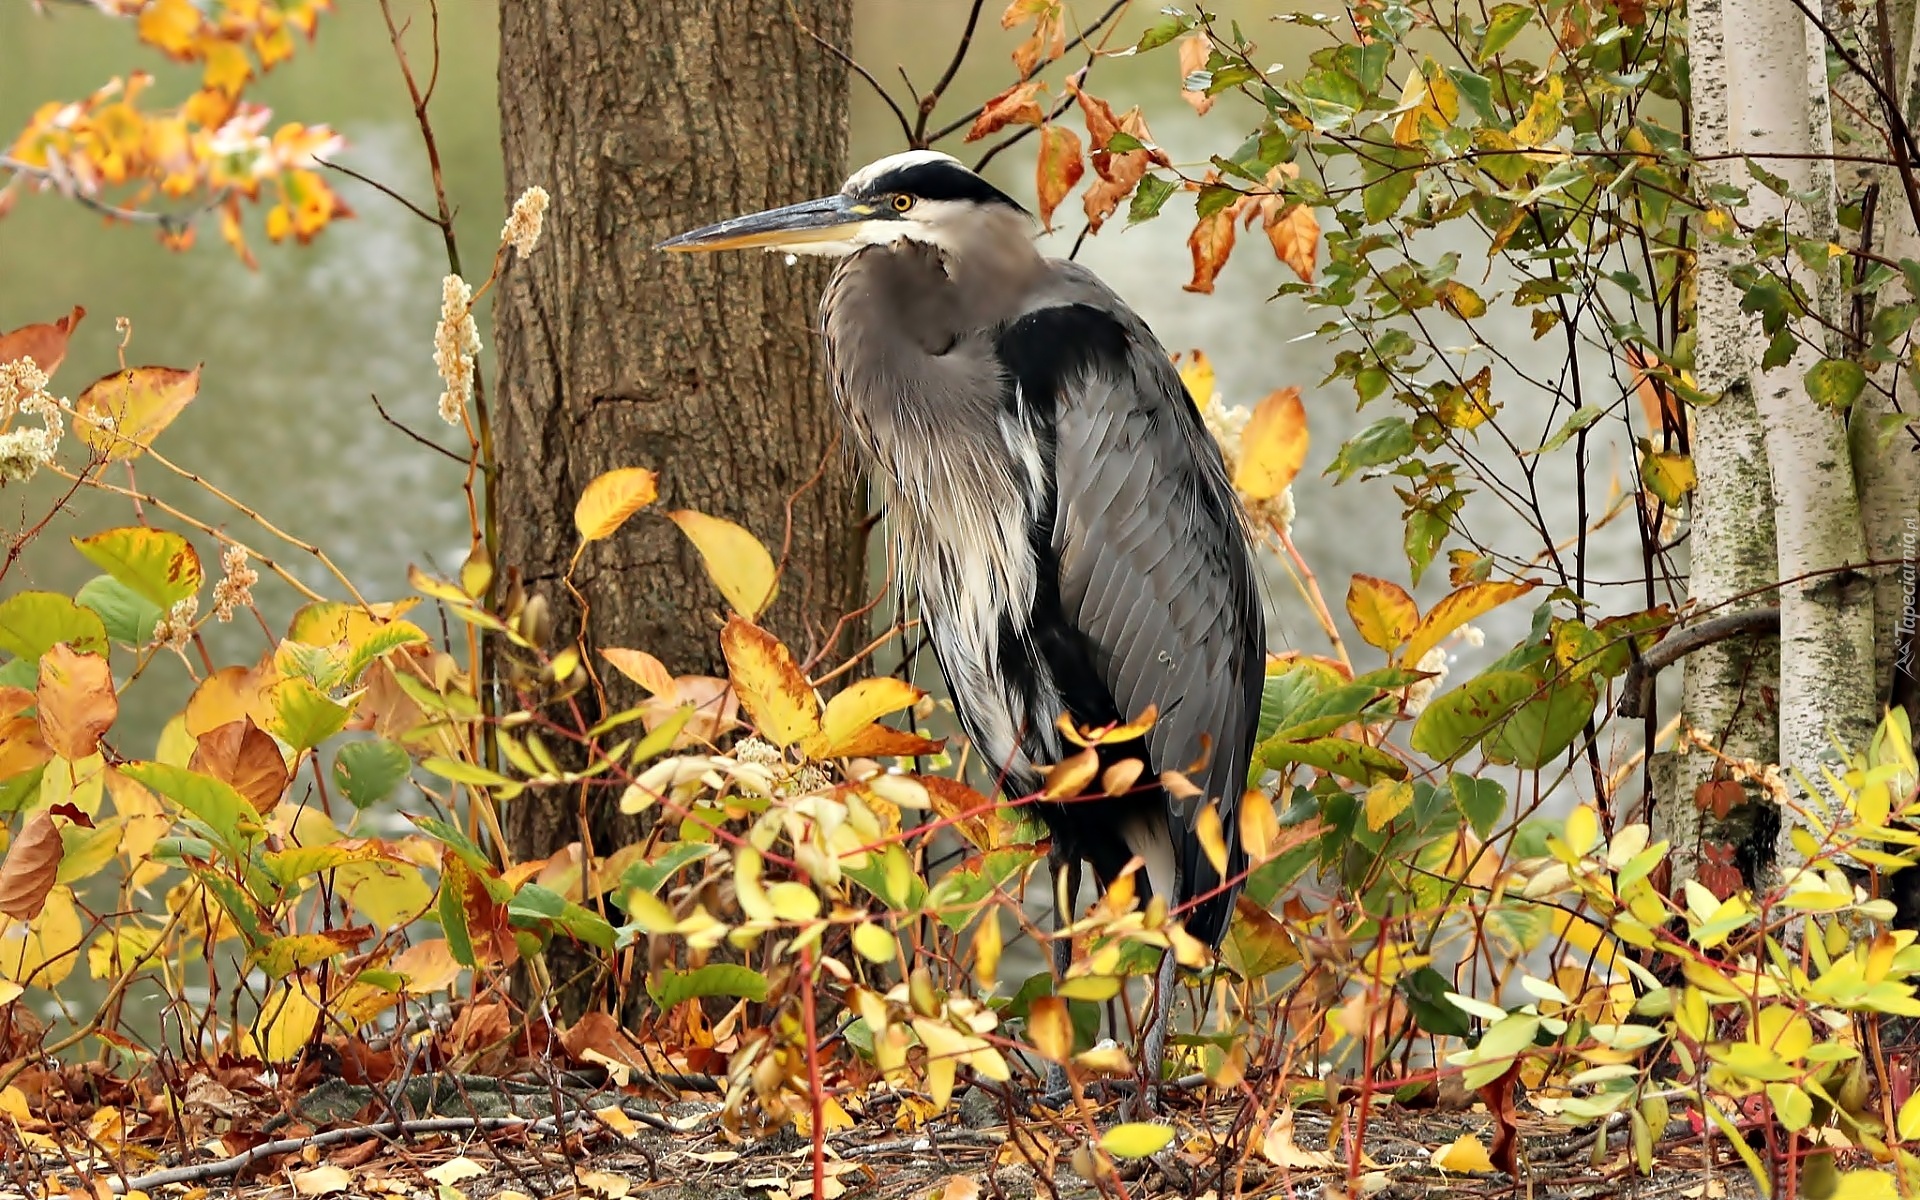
<box><xmin>1482</xmin><ymin>676</ymin><xmax>1598</xmax><ymax>768</ymax></box>
<box><xmin>1409</xmin><ymin>671</ymin><xmax>1537</xmax><ymax>762</ymax></box>
<box><xmin>1363</xmin><ymin>148</ymin><xmax>1422</xmax><ymax>222</ymax></box>
<box><xmin>1328</xmin><ymin>417</ymin><xmax>1414</xmax><ymax>480</ymax></box>
<box><xmin>74</xmin><ymin>575</ymin><xmax>161</xmax><ymax>646</ymax></box>
<box><xmin>1135</xmin><ymin>14</ymin><xmax>1187</xmax><ymax>51</ymax></box>
<box><xmin>1258</xmin><ymin>735</ymin><xmax>1407</xmax><ymax>783</ymax></box>
<box><xmin>0</xmin><ymin>592</ymin><xmax>107</xmax><ymax>660</ymax></box>
<box><xmin>439</xmin><ymin>855</ymin><xmax>477</xmax><ymax>967</ymax></box>
<box><xmin>1804</xmin><ymin>358</ymin><xmax>1867</xmax><ymax>409</ymax></box>
<box><xmin>120</xmin><ymin>762</ymin><xmax>257</xmax><ymax>856</ymax></box>
<box><xmin>1479</xmin><ymin>3</ymin><xmax>1533</xmax><ymax>60</ymax></box>
<box><xmin>71</xmin><ymin>527</ymin><xmax>201</xmax><ymax>609</ymax></box>
<box><xmin>1128</xmin><ymin>174</ymin><xmax>1178</xmax><ymax>224</ymax></box>
<box><xmin>1399</xmin><ymin>965</ymin><xmax>1473</xmax><ymax>1037</ymax></box>
<box><xmin>1450</xmin><ymin>773</ymin><xmax>1508</xmax><ymax>836</ymax></box>
<box><xmin>618</xmin><ymin>840</ymin><xmax>715</xmax><ymax>897</ymax></box>
<box><xmin>411</xmin><ymin>814</ymin><xmax>496</xmax><ymax>875</ymax></box>
<box><xmin>191</xmin><ymin>867</ymin><xmax>267</xmax><ymax>949</ymax></box>
<box><xmin>268</xmin><ymin>678</ymin><xmax>351</xmax><ymax>751</ymax></box>
<box><xmin>507</xmin><ymin>883</ymin><xmax>616</xmax><ymax>950</ymax></box>
<box><xmin>647</xmin><ymin>963</ymin><xmax>770</xmax><ymax>1008</ymax></box>
<box><xmin>1537</xmin><ymin>405</ymin><xmax>1605</xmax><ymax>454</ymax></box>
<box><xmin>332</xmin><ymin>739</ymin><xmax>411</xmax><ymax>810</ymax></box>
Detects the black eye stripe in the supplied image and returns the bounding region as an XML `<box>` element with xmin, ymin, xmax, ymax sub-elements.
<box><xmin>859</xmin><ymin>161</ymin><xmax>1026</xmax><ymax>212</ymax></box>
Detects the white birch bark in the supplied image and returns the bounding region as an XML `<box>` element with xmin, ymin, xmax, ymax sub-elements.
<box><xmin>1718</xmin><ymin>0</ymin><xmax>1878</xmax><ymax>863</ymax></box>
<box><xmin>1669</xmin><ymin>0</ymin><xmax>1784</xmax><ymax>883</ymax></box>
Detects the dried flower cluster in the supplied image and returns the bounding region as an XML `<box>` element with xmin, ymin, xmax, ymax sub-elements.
<box><xmin>0</xmin><ymin>357</ymin><xmax>64</xmax><ymax>484</ymax></box>
<box><xmin>501</xmin><ymin>185</ymin><xmax>550</xmax><ymax>256</ymax></box>
<box><xmin>151</xmin><ymin>596</ymin><xmax>199</xmax><ymax>652</ymax></box>
<box><xmin>212</xmin><ymin>544</ymin><xmax>258</xmax><ymax>622</ymax></box>
<box><xmin>433</xmin><ymin>274</ymin><xmax>481</xmax><ymax>426</ymax></box>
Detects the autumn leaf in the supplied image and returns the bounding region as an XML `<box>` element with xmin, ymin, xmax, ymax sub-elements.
<box><xmin>574</xmin><ymin>468</ymin><xmax>658</xmax><ymax>541</ymax></box>
<box><xmin>800</xmin><ymin>676</ymin><xmax>941</xmax><ymax>759</ymax></box>
<box><xmin>73</xmin><ymin>365</ymin><xmax>201</xmax><ymax>461</ymax></box>
<box><xmin>601</xmin><ymin>648</ymin><xmax>674</xmax><ymax>696</ymax></box>
<box><xmin>966</xmin><ymin>81</ymin><xmax>1045</xmax><ymax>141</ymax></box>
<box><xmin>1184</xmin><ymin>200</ymin><xmax>1240</xmax><ymax>294</ymax></box>
<box><xmin>1262</xmin><ymin>1108</ymin><xmax>1336</xmax><ymax>1168</ymax></box>
<box><xmin>1265</xmin><ymin>203</ymin><xmax>1320</xmax><ymax>282</ymax></box>
<box><xmin>0</xmin><ymin>307</ymin><xmax>84</xmax><ymax>379</ymax></box>
<box><xmin>36</xmin><ymin>644</ymin><xmax>117</xmax><ymax>761</ymax></box>
<box><xmin>1432</xmin><ymin>1132</ymin><xmax>1496</xmax><ymax>1173</ymax></box>
<box><xmin>1401</xmin><ymin>580</ymin><xmax>1536</xmax><ymax>667</ymax></box>
<box><xmin>668</xmin><ymin>510</ymin><xmax>778</xmax><ymax>618</ymax></box>
<box><xmin>1002</xmin><ymin>0</ymin><xmax>1065</xmax><ymax>78</ymax></box>
<box><xmin>1392</xmin><ymin>62</ymin><xmax>1460</xmax><ymax>146</ymax></box>
<box><xmin>1176</xmin><ymin>349</ymin><xmax>1216</xmax><ymax>409</ymax></box>
<box><xmin>188</xmin><ymin>717</ymin><xmax>289</xmax><ymax>813</ymax></box>
<box><xmin>719</xmin><ymin>616</ymin><xmax>820</xmax><ymax>748</ymax></box>
<box><xmin>0</xmin><ymin>814</ymin><xmax>63</xmax><ymax>922</ymax></box>
<box><xmin>1034</xmin><ymin>124</ymin><xmax>1084</xmax><ymax>232</ymax></box>
<box><xmin>1179</xmin><ymin>34</ymin><xmax>1215</xmax><ymax>115</ymax></box>
<box><xmin>1068</xmin><ymin>80</ymin><xmax>1164</xmax><ymax>232</ymax></box>
<box><xmin>1237</xmin><ymin>788</ymin><xmax>1279</xmax><ymax>861</ymax></box>
<box><xmin>1347</xmin><ymin>574</ymin><xmax>1419</xmax><ymax>653</ymax></box>
<box><xmin>1028</xmin><ymin>995</ymin><xmax>1072</xmax><ymax>1061</ymax></box>
<box><xmin>1234</xmin><ymin>387</ymin><xmax>1308</xmax><ymax>498</ymax></box>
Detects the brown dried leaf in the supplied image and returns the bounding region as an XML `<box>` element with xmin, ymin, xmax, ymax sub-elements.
<box><xmin>1184</xmin><ymin>202</ymin><xmax>1240</xmax><ymax>294</ymax></box>
<box><xmin>189</xmin><ymin>717</ymin><xmax>289</xmax><ymax>813</ymax></box>
<box><xmin>966</xmin><ymin>81</ymin><xmax>1046</xmax><ymax>141</ymax></box>
<box><xmin>0</xmin><ymin>813</ymin><xmax>63</xmax><ymax>921</ymax></box>
<box><xmin>1034</xmin><ymin>124</ymin><xmax>1084</xmax><ymax>232</ymax></box>
<box><xmin>1265</xmin><ymin>203</ymin><xmax>1320</xmax><ymax>282</ymax></box>
<box><xmin>1003</xmin><ymin>0</ymin><xmax>1065</xmax><ymax>78</ymax></box>
<box><xmin>36</xmin><ymin>643</ymin><xmax>116</xmax><ymax>761</ymax></box>
<box><xmin>1179</xmin><ymin>34</ymin><xmax>1216</xmax><ymax>115</ymax></box>
<box><xmin>0</xmin><ymin>306</ymin><xmax>85</xmax><ymax>379</ymax></box>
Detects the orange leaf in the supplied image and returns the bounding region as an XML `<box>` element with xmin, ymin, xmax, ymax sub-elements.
<box><xmin>36</xmin><ymin>644</ymin><xmax>116</xmax><ymax>761</ymax></box>
<box><xmin>1234</xmin><ymin>387</ymin><xmax>1308</xmax><ymax>498</ymax></box>
<box><xmin>1027</xmin><ymin>995</ymin><xmax>1072</xmax><ymax>1061</ymax></box>
<box><xmin>1042</xmin><ymin>747</ymin><xmax>1100</xmax><ymax>799</ymax></box>
<box><xmin>1238</xmin><ymin>788</ymin><xmax>1279</xmax><ymax>861</ymax></box>
<box><xmin>0</xmin><ymin>814</ymin><xmax>63</xmax><ymax>921</ymax></box>
<box><xmin>0</xmin><ymin>307</ymin><xmax>84</xmax><ymax>380</ymax></box>
<box><xmin>1346</xmin><ymin>574</ymin><xmax>1419</xmax><ymax>653</ymax></box>
<box><xmin>73</xmin><ymin>365</ymin><xmax>201</xmax><ymax>462</ymax></box>
<box><xmin>188</xmin><ymin>717</ymin><xmax>289</xmax><ymax>813</ymax></box>
<box><xmin>1002</xmin><ymin>0</ymin><xmax>1065</xmax><ymax>78</ymax></box>
<box><xmin>718</xmin><ymin>616</ymin><xmax>820</xmax><ymax>748</ymax></box>
<box><xmin>1034</xmin><ymin>124</ymin><xmax>1084</xmax><ymax>232</ymax></box>
<box><xmin>1179</xmin><ymin>34</ymin><xmax>1216</xmax><ymax>115</ymax></box>
<box><xmin>1184</xmin><ymin>202</ymin><xmax>1240</xmax><ymax>294</ymax></box>
<box><xmin>966</xmin><ymin>81</ymin><xmax>1046</xmax><ymax>142</ymax></box>
<box><xmin>1265</xmin><ymin>203</ymin><xmax>1320</xmax><ymax>282</ymax></box>
<box><xmin>0</xmin><ymin>717</ymin><xmax>51</xmax><ymax>780</ymax></box>
<box><xmin>920</xmin><ymin>775</ymin><xmax>1014</xmax><ymax>851</ymax></box>
<box><xmin>574</xmin><ymin>468</ymin><xmax>658</xmax><ymax>541</ymax></box>
<box><xmin>185</xmin><ymin>658</ymin><xmax>281</xmax><ymax>737</ymax></box>
<box><xmin>601</xmin><ymin>648</ymin><xmax>673</xmax><ymax>696</ymax></box>
<box><xmin>1401</xmin><ymin>580</ymin><xmax>1536</xmax><ymax>667</ymax></box>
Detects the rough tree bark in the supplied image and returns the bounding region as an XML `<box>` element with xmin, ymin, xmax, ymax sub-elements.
<box><xmin>492</xmin><ymin>0</ymin><xmax>863</xmax><ymax>1017</ymax></box>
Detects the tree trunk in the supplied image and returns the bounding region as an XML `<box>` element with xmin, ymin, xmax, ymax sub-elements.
<box><xmin>492</xmin><ymin>0</ymin><xmax>863</xmax><ymax>1018</ymax></box>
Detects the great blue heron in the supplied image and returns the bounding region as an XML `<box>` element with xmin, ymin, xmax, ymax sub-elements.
<box><xmin>660</xmin><ymin>150</ymin><xmax>1264</xmax><ymax>1106</ymax></box>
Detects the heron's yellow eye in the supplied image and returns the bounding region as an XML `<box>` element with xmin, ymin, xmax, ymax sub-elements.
<box><xmin>891</xmin><ymin>194</ymin><xmax>915</xmax><ymax>212</ymax></box>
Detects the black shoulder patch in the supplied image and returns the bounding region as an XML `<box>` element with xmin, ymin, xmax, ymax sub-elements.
<box><xmin>862</xmin><ymin>160</ymin><xmax>1028</xmax><ymax>212</ymax></box>
<box><xmin>995</xmin><ymin>304</ymin><xmax>1132</xmax><ymax>422</ymax></box>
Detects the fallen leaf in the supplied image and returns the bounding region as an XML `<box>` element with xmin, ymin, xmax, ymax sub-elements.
<box><xmin>1262</xmin><ymin>1108</ymin><xmax>1336</xmax><ymax>1168</ymax></box>
<box><xmin>0</xmin><ymin>814</ymin><xmax>63</xmax><ymax>921</ymax></box>
<box><xmin>1431</xmin><ymin>1132</ymin><xmax>1496</xmax><ymax>1173</ymax></box>
<box><xmin>292</xmin><ymin>1165</ymin><xmax>352</xmax><ymax>1197</ymax></box>
<box><xmin>576</xmin><ymin>1170</ymin><xmax>631</xmax><ymax>1199</ymax></box>
<box><xmin>424</xmin><ymin>1156</ymin><xmax>487</xmax><ymax>1186</ymax></box>
<box><xmin>938</xmin><ymin>1178</ymin><xmax>981</xmax><ymax>1200</ymax></box>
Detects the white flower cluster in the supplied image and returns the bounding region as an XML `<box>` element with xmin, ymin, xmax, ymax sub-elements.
<box><xmin>501</xmin><ymin>185</ymin><xmax>550</xmax><ymax>256</ymax></box>
<box><xmin>151</xmin><ymin>596</ymin><xmax>199</xmax><ymax>652</ymax></box>
<box><xmin>434</xmin><ymin>274</ymin><xmax>481</xmax><ymax>426</ymax></box>
<box><xmin>1402</xmin><ymin>623</ymin><xmax>1485</xmax><ymax>715</ymax></box>
<box><xmin>1202</xmin><ymin>397</ymin><xmax>1297</xmax><ymax>536</ymax></box>
<box><xmin>212</xmin><ymin>544</ymin><xmax>258</xmax><ymax>622</ymax></box>
<box><xmin>0</xmin><ymin>357</ymin><xmax>64</xmax><ymax>484</ymax></box>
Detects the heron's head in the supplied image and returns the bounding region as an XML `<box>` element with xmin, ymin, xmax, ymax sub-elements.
<box><xmin>657</xmin><ymin>150</ymin><xmax>1031</xmax><ymax>258</ymax></box>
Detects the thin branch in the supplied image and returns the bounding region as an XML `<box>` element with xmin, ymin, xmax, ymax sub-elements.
<box><xmin>370</xmin><ymin>392</ymin><xmax>471</xmax><ymax>464</ymax></box>
<box><xmin>315</xmin><ymin>155</ymin><xmax>443</xmax><ymax>227</ymax></box>
<box><xmin>928</xmin><ymin>0</ymin><xmax>1132</xmax><ymax>145</ymax></box>
<box><xmin>787</xmin><ymin>2</ymin><xmax>915</xmax><ymax>146</ymax></box>
<box><xmin>915</xmin><ymin>0</ymin><xmax>989</xmax><ymax>144</ymax></box>
<box><xmin>1617</xmin><ymin>607</ymin><xmax>1782</xmax><ymax>719</ymax></box>
<box><xmin>0</xmin><ymin>156</ymin><xmax>213</xmax><ymax>233</ymax></box>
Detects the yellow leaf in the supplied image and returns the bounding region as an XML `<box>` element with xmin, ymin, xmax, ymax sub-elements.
<box><xmin>767</xmin><ymin>880</ymin><xmax>821</xmax><ymax>922</ymax></box>
<box><xmin>668</xmin><ymin>510</ymin><xmax>778</xmax><ymax>618</ymax></box>
<box><xmin>851</xmin><ymin>922</ymin><xmax>896</xmax><ymax>963</ymax></box>
<box><xmin>73</xmin><ymin>365</ymin><xmax>201</xmax><ymax>461</ymax></box>
<box><xmin>1196</xmin><ymin>802</ymin><xmax>1229</xmax><ymax>874</ymax></box>
<box><xmin>974</xmin><ymin>910</ymin><xmax>1002</xmax><ymax>988</ymax></box>
<box><xmin>1261</xmin><ymin>1109</ymin><xmax>1337</xmax><ymax>1168</ymax></box>
<box><xmin>1034</xmin><ymin>124</ymin><xmax>1085</xmax><ymax>232</ymax></box>
<box><xmin>393</xmin><ymin>938</ymin><xmax>463</xmax><ymax>993</ymax></box>
<box><xmin>36</xmin><ymin>644</ymin><xmax>116</xmax><ymax>762</ymax></box>
<box><xmin>425</xmin><ymin>1158</ymin><xmax>488</xmax><ymax>1186</ymax></box>
<box><xmin>1400</xmin><ymin>580</ymin><xmax>1535</xmax><ymax>667</ymax></box>
<box><xmin>1042</xmin><ymin>748</ymin><xmax>1100</xmax><ymax>799</ymax></box>
<box><xmin>1028</xmin><ymin>995</ymin><xmax>1072</xmax><ymax>1062</ymax></box>
<box><xmin>804</xmin><ymin>676</ymin><xmax>923</xmax><ymax>758</ymax></box>
<box><xmin>252</xmin><ymin>979</ymin><xmax>320</xmax><ymax>1062</ymax></box>
<box><xmin>1512</xmin><ymin>75</ymin><xmax>1566</xmax><ymax>147</ymax></box>
<box><xmin>0</xmin><ymin>884</ymin><xmax>81</xmax><ymax>988</ymax></box>
<box><xmin>719</xmin><ymin>616</ymin><xmax>820</xmax><ymax>748</ymax></box>
<box><xmin>1563</xmin><ymin>804</ymin><xmax>1601</xmax><ymax>856</ymax></box>
<box><xmin>1392</xmin><ymin>61</ymin><xmax>1459</xmax><ymax>146</ymax></box>
<box><xmin>574</xmin><ymin>468</ymin><xmax>659</xmax><ymax>541</ymax></box>
<box><xmin>1234</xmin><ymin>387</ymin><xmax>1308</xmax><ymax>499</ymax></box>
<box><xmin>1101</xmin><ymin>1123</ymin><xmax>1174</xmax><ymax>1158</ymax></box>
<box><xmin>1346</xmin><ymin>574</ymin><xmax>1418</xmax><ymax>653</ymax></box>
<box><xmin>1641</xmin><ymin>445</ymin><xmax>1697</xmax><ymax>506</ymax></box>
<box><xmin>1365</xmin><ymin>778</ymin><xmax>1413</xmax><ymax>831</ymax></box>
<box><xmin>1238</xmin><ymin>788</ymin><xmax>1279</xmax><ymax>862</ymax></box>
<box><xmin>1431</xmin><ymin>1133</ymin><xmax>1495</xmax><ymax>1173</ymax></box>
<box><xmin>292</xmin><ymin>1166</ymin><xmax>352</xmax><ymax>1197</ymax></box>
<box><xmin>1176</xmin><ymin>349</ymin><xmax>1217</xmax><ymax>411</ymax></box>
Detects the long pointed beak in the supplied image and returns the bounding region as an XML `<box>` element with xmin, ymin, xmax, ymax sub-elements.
<box><xmin>656</xmin><ymin>194</ymin><xmax>880</xmax><ymax>253</ymax></box>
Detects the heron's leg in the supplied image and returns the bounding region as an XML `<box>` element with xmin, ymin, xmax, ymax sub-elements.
<box><xmin>1042</xmin><ymin>851</ymin><xmax>1080</xmax><ymax>1099</ymax></box>
<box><xmin>1132</xmin><ymin>947</ymin><xmax>1179</xmax><ymax>1117</ymax></box>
